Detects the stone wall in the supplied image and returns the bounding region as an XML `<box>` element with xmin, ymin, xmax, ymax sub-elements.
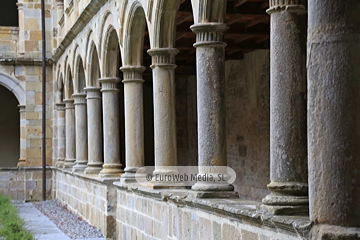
<box><xmin>54</xmin><ymin>169</ymin><xmax>118</xmax><ymax>239</ymax></box>
<box><xmin>115</xmin><ymin>184</ymin><xmax>310</xmax><ymax>240</ymax></box>
<box><xmin>0</xmin><ymin>167</ymin><xmax>52</xmax><ymax>201</ymax></box>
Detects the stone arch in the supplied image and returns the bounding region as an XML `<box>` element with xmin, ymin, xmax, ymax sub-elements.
<box><xmin>191</xmin><ymin>0</ymin><xmax>227</xmax><ymax>23</ymax></box>
<box><xmin>0</xmin><ymin>71</ymin><xmax>26</xmax><ymax>105</ymax></box>
<box><xmin>74</xmin><ymin>55</ymin><xmax>86</xmax><ymax>93</ymax></box>
<box><xmin>65</xmin><ymin>64</ymin><xmax>74</xmax><ymax>99</ymax></box>
<box><xmin>152</xmin><ymin>0</ymin><xmax>182</xmax><ymax>48</ymax></box>
<box><xmin>102</xmin><ymin>26</ymin><xmax>121</xmax><ymax>77</ymax></box>
<box><xmin>87</xmin><ymin>42</ymin><xmax>101</xmax><ymax>87</ymax></box>
<box><xmin>122</xmin><ymin>2</ymin><xmax>147</xmax><ymax>66</ymax></box>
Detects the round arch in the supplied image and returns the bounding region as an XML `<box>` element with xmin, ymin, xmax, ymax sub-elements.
<box><xmin>0</xmin><ymin>72</ymin><xmax>26</xmax><ymax>105</ymax></box>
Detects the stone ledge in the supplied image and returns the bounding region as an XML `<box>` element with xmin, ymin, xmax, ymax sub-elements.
<box><xmin>0</xmin><ymin>166</ymin><xmax>52</xmax><ymax>171</ymax></box>
<box><xmin>113</xmin><ymin>182</ymin><xmax>312</xmax><ymax>239</ymax></box>
<box><xmin>52</xmin><ymin>167</ymin><xmax>120</xmax><ymax>186</ymax></box>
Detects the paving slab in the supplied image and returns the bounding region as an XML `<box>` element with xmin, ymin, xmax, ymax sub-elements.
<box><xmin>14</xmin><ymin>202</ymin><xmax>106</xmax><ymax>240</ymax></box>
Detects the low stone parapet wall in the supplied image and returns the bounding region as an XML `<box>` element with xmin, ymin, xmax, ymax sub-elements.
<box><xmin>0</xmin><ymin>167</ymin><xmax>52</xmax><ymax>201</ymax></box>
<box><xmin>53</xmin><ymin>168</ymin><xmax>118</xmax><ymax>239</ymax></box>
<box><xmin>114</xmin><ymin>183</ymin><xmax>311</xmax><ymax>240</ymax></box>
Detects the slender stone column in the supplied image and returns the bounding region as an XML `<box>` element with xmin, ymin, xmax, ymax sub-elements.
<box><xmin>55</xmin><ymin>103</ymin><xmax>66</xmax><ymax>168</ymax></box>
<box><xmin>308</xmin><ymin>0</ymin><xmax>360</xmax><ymax>238</ymax></box>
<box><xmin>261</xmin><ymin>0</ymin><xmax>308</xmax><ymax>215</ymax></box>
<box><xmin>147</xmin><ymin>48</ymin><xmax>179</xmax><ymax>186</ymax></box>
<box><xmin>99</xmin><ymin>78</ymin><xmax>123</xmax><ymax>177</ymax></box>
<box><xmin>72</xmin><ymin>93</ymin><xmax>88</xmax><ymax>172</ymax></box>
<box><xmin>63</xmin><ymin>99</ymin><xmax>76</xmax><ymax>168</ymax></box>
<box><xmin>119</xmin><ymin>66</ymin><xmax>145</xmax><ymax>182</ymax></box>
<box><xmin>190</xmin><ymin>23</ymin><xmax>235</xmax><ymax>196</ymax></box>
<box><xmin>17</xmin><ymin>105</ymin><xmax>26</xmax><ymax>167</ymax></box>
<box><xmin>84</xmin><ymin>87</ymin><xmax>103</xmax><ymax>174</ymax></box>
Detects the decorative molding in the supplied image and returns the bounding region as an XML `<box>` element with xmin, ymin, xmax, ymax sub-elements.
<box><xmin>267</xmin><ymin>0</ymin><xmax>307</xmax><ymax>14</ymax></box>
<box><xmin>85</xmin><ymin>87</ymin><xmax>102</xmax><ymax>99</ymax></box>
<box><xmin>120</xmin><ymin>66</ymin><xmax>146</xmax><ymax>83</ymax></box>
<box><xmin>99</xmin><ymin>77</ymin><xmax>121</xmax><ymax>92</ymax></box>
<box><xmin>191</xmin><ymin>23</ymin><xmax>228</xmax><ymax>48</ymax></box>
<box><xmin>147</xmin><ymin>48</ymin><xmax>179</xmax><ymax>68</ymax></box>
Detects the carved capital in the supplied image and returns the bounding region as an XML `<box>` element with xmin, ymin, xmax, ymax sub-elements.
<box><xmin>191</xmin><ymin>23</ymin><xmax>229</xmax><ymax>48</ymax></box>
<box><xmin>85</xmin><ymin>87</ymin><xmax>102</xmax><ymax>99</ymax></box>
<box><xmin>147</xmin><ymin>48</ymin><xmax>179</xmax><ymax>69</ymax></box>
<box><xmin>99</xmin><ymin>77</ymin><xmax>121</xmax><ymax>92</ymax></box>
<box><xmin>72</xmin><ymin>93</ymin><xmax>87</xmax><ymax>105</ymax></box>
<box><xmin>267</xmin><ymin>0</ymin><xmax>307</xmax><ymax>14</ymax></box>
<box><xmin>55</xmin><ymin>103</ymin><xmax>66</xmax><ymax>111</ymax></box>
<box><xmin>63</xmin><ymin>99</ymin><xmax>75</xmax><ymax>109</ymax></box>
<box><xmin>120</xmin><ymin>66</ymin><xmax>146</xmax><ymax>83</ymax></box>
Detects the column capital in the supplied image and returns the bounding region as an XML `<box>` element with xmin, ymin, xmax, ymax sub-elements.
<box><xmin>147</xmin><ymin>48</ymin><xmax>179</xmax><ymax>69</ymax></box>
<box><xmin>55</xmin><ymin>103</ymin><xmax>66</xmax><ymax>111</ymax></box>
<box><xmin>120</xmin><ymin>66</ymin><xmax>146</xmax><ymax>83</ymax></box>
<box><xmin>72</xmin><ymin>93</ymin><xmax>87</xmax><ymax>105</ymax></box>
<box><xmin>99</xmin><ymin>77</ymin><xmax>121</xmax><ymax>92</ymax></box>
<box><xmin>267</xmin><ymin>0</ymin><xmax>307</xmax><ymax>14</ymax></box>
<box><xmin>18</xmin><ymin>105</ymin><xmax>26</xmax><ymax>112</ymax></box>
<box><xmin>63</xmin><ymin>99</ymin><xmax>75</xmax><ymax>109</ymax></box>
<box><xmin>85</xmin><ymin>87</ymin><xmax>102</xmax><ymax>99</ymax></box>
<box><xmin>191</xmin><ymin>23</ymin><xmax>229</xmax><ymax>48</ymax></box>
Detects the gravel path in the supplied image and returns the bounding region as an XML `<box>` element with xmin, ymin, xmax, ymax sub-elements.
<box><xmin>34</xmin><ymin>200</ymin><xmax>104</xmax><ymax>240</ymax></box>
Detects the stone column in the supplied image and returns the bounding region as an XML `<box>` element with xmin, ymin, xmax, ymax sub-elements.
<box><xmin>147</xmin><ymin>48</ymin><xmax>179</xmax><ymax>187</ymax></box>
<box><xmin>308</xmin><ymin>0</ymin><xmax>360</xmax><ymax>238</ymax></box>
<box><xmin>63</xmin><ymin>99</ymin><xmax>76</xmax><ymax>168</ymax></box>
<box><xmin>16</xmin><ymin>1</ymin><xmax>25</xmax><ymax>55</ymax></box>
<box><xmin>261</xmin><ymin>0</ymin><xmax>308</xmax><ymax>215</ymax></box>
<box><xmin>119</xmin><ymin>66</ymin><xmax>145</xmax><ymax>182</ymax></box>
<box><xmin>84</xmin><ymin>87</ymin><xmax>103</xmax><ymax>174</ymax></box>
<box><xmin>17</xmin><ymin>105</ymin><xmax>26</xmax><ymax>167</ymax></box>
<box><xmin>72</xmin><ymin>93</ymin><xmax>88</xmax><ymax>172</ymax></box>
<box><xmin>99</xmin><ymin>78</ymin><xmax>123</xmax><ymax>177</ymax></box>
<box><xmin>190</xmin><ymin>23</ymin><xmax>235</xmax><ymax>197</ymax></box>
<box><xmin>55</xmin><ymin>103</ymin><xmax>66</xmax><ymax>168</ymax></box>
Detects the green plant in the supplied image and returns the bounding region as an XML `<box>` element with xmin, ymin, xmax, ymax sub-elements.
<box><xmin>0</xmin><ymin>194</ymin><xmax>36</xmax><ymax>240</ymax></box>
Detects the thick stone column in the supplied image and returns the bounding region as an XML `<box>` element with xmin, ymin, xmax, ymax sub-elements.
<box><xmin>84</xmin><ymin>87</ymin><xmax>103</xmax><ymax>174</ymax></box>
<box><xmin>55</xmin><ymin>103</ymin><xmax>66</xmax><ymax>168</ymax></box>
<box><xmin>147</xmin><ymin>48</ymin><xmax>179</xmax><ymax>186</ymax></box>
<box><xmin>190</xmin><ymin>23</ymin><xmax>235</xmax><ymax>197</ymax></box>
<box><xmin>64</xmin><ymin>99</ymin><xmax>76</xmax><ymax>168</ymax></box>
<box><xmin>308</xmin><ymin>0</ymin><xmax>360</xmax><ymax>238</ymax></box>
<box><xmin>72</xmin><ymin>93</ymin><xmax>88</xmax><ymax>172</ymax></box>
<box><xmin>17</xmin><ymin>105</ymin><xmax>26</xmax><ymax>167</ymax></box>
<box><xmin>261</xmin><ymin>0</ymin><xmax>308</xmax><ymax>215</ymax></box>
<box><xmin>99</xmin><ymin>78</ymin><xmax>123</xmax><ymax>177</ymax></box>
<box><xmin>119</xmin><ymin>66</ymin><xmax>145</xmax><ymax>182</ymax></box>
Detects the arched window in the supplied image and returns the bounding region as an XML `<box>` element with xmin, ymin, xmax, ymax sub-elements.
<box><xmin>0</xmin><ymin>0</ymin><xmax>18</xmax><ymax>27</ymax></box>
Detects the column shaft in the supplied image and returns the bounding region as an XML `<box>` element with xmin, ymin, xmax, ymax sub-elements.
<box><xmin>64</xmin><ymin>99</ymin><xmax>76</xmax><ymax>168</ymax></box>
<box><xmin>190</xmin><ymin>23</ymin><xmax>235</xmax><ymax>195</ymax></box>
<box><xmin>99</xmin><ymin>78</ymin><xmax>123</xmax><ymax>177</ymax></box>
<box><xmin>55</xmin><ymin>103</ymin><xmax>66</xmax><ymax>168</ymax></box>
<box><xmin>148</xmin><ymin>48</ymin><xmax>181</xmax><ymax>187</ymax></box>
<box><xmin>18</xmin><ymin>105</ymin><xmax>26</xmax><ymax>167</ymax></box>
<box><xmin>72</xmin><ymin>93</ymin><xmax>88</xmax><ymax>172</ymax></box>
<box><xmin>308</xmin><ymin>0</ymin><xmax>360</xmax><ymax>238</ymax></box>
<box><xmin>120</xmin><ymin>66</ymin><xmax>145</xmax><ymax>182</ymax></box>
<box><xmin>84</xmin><ymin>87</ymin><xmax>103</xmax><ymax>174</ymax></box>
<box><xmin>261</xmin><ymin>0</ymin><xmax>308</xmax><ymax>215</ymax></box>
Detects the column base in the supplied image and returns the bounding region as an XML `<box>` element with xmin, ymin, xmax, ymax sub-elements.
<box><xmin>72</xmin><ymin>160</ymin><xmax>88</xmax><ymax>172</ymax></box>
<box><xmin>191</xmin><ymin>182</ymin><xmax>235</xmax><ymax>191</ymax></box>
<box><xmin>310</xmin><ymin>224</ymin><xmax>360</xmax><ymax>240</ymax></box>
<box><xmin>261</xmin><ymin>181</ymin><xmax>309</xmax><ymax>215</ymax></box>
<box><xmin>84</xmin><ymin>163</ymin><xmax>103</xmax><ymax>175</ymax></box>
<box><xmin>64</xmin><ymin>159</ymin><xmax>76</xmax><ymax>168</ymax></box>
<box><xmin>188</xmin><ymin>190</ymin><xmax>239</xmax><ymax>199</ymax></box>
<box><xmin>99</xmin><ymin>163</ymin><xmax>123</xmax><ymax>178</ymax></box>
<box><xmin>17</xmin><ymin>159</ymin><xmax>26</xmax><ymax>167</ymax></box>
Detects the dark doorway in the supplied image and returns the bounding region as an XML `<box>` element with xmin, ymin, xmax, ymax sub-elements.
<box><xmin>0</xmin><ymin>85</ymin><xmax>19</xmax><ymax>167</ymax></box>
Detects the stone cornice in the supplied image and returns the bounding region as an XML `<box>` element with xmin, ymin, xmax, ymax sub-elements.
<box><xmin>53</xmin><ymin>0</ymin><xmax>107</xmax><ymax>62</ymax></box>
<box><xmin>0</xmin><ymin>58</ymin><xmax>53</xmax><ymax>66</ymax></box>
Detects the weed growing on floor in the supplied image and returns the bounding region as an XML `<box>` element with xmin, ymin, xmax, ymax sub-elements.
<box><xmin>0</xmin><ymin>194</ymin><xmax>35</xmax><ymax>240</ymax></box>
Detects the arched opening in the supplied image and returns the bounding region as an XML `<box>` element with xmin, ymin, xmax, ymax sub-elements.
<box><xmin>76</xmin><ymin>57</ymin><xmax>86</xmax><ymax>93</ymax></box>
<box><xmin>0</xmin><ymin>85</ymin><xmax>19</xmax><ymax>167</ymax></box>
<box><xmin>0</xmin><ymin>0</ymin><xmax>18</xmax><ymax>27</ymax></box>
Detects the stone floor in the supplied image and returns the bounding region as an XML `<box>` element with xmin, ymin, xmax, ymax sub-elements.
<box><xmin>14</xmin><ymin>202</ymin><xmax>106</xmax><ymax>240</ymax></box>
